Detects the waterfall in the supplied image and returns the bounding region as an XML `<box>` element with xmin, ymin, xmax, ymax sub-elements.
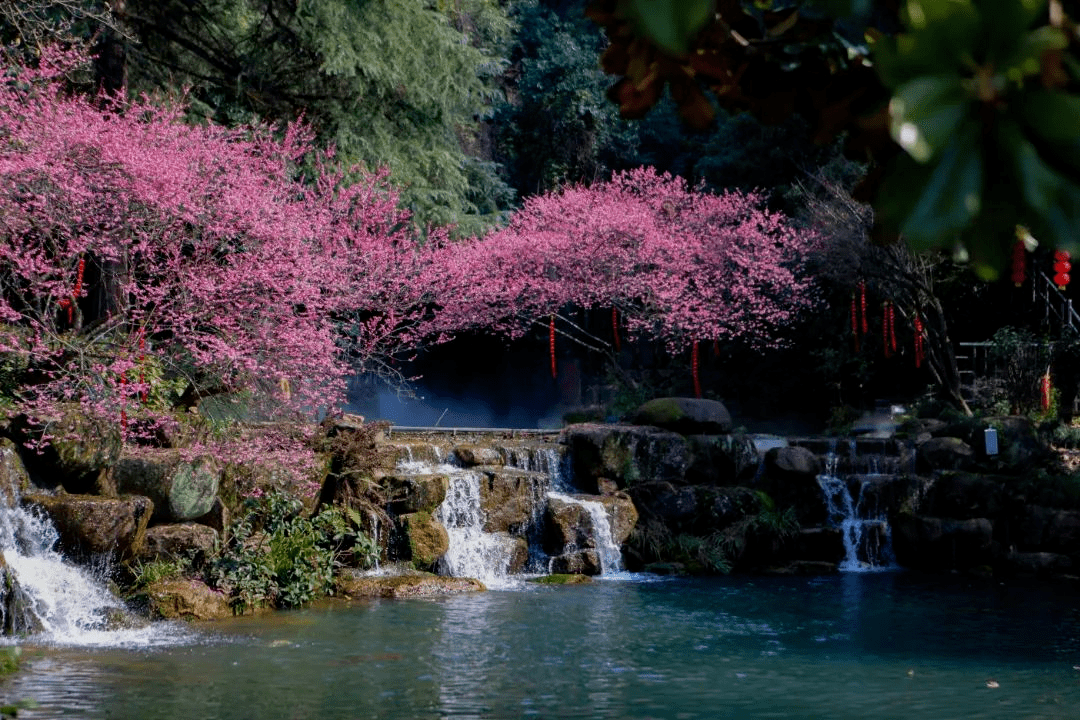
<box><xmin>0</xmin><ymin>504</ymin><xmax>187</xmax><ymax>646</ymax></box>
<box><xmin>817</xmin><ymin>447</ymin><xmax>898</xmax><ymax>572</ymax></box>
<box><xmin>545</xmin><ymin>492</ymin><xmax>623</xmax><ymax>574</ymax></box>
<box><xmin>433</xmin><ymin>467</ymin><xmax>521</xmax><ymax>587</ymax></box>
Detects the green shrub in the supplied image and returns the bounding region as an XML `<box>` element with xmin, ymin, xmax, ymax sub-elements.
<box><xmin>206</xmin><ymin>491</ymin><xmax>377</xmax><ymax>612</ymax></box>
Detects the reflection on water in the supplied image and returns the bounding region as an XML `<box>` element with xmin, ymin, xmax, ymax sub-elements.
<box><xmin>3</xmin><ymin>574</ymin><xmax>1080</xmax><ymax>719</ymax></box>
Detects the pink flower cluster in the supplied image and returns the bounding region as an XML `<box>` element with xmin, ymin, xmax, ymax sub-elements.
<box><xmin>0</xmin><ymin>49</ymin><xmax>441</xmax><ymax>424</ymax></box>
<box><xmin>428</xmin><ymin>167</ymin><xmax>820</xmax><ymax>353</ymax></box>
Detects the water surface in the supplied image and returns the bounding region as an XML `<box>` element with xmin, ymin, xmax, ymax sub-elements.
<box><xmin>4</xmin><ymin>573</ymin><xmax>1079</xmax><ymax>719</ymax></box>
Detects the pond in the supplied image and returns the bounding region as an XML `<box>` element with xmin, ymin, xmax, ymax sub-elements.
<box><xmin>4</xmin><ymin>572</ymin><xmax>1079</xmax><ymax>719</ymax></box>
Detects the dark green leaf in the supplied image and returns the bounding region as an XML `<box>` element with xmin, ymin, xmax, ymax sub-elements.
<box><xmin>900</xmin><ymin>121</ymin><xmax>983</xmax><ymax>249</ymax></box>
<box><xmin>889</xmin><ymin>75</ymin><xmax>970</xmax><ymax>162</ymax></box>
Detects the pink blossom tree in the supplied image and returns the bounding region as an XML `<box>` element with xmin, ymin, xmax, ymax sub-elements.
<box><xmin>0</xmin><ymin>50</ymin><xmax>442</xmax><ymax>432</ymax></box>
<box><xmin>428</xmin><ymin>167</ymin><xmax>820</xmax><ymax>367</ymax></box>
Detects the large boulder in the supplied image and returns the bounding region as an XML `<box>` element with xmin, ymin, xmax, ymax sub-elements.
<box><xmin>543</xmin><ymin>496</ymin><xmax>593</xmax><ymax>555</ymax></box>
<box><xmin>596</xmin><ymin>493</ymin><xmax>639</xmax><ymax>546</ymax></box>
<box><xmin>115</xmin><ymin>450</ymin><xmax>220</xmax><ymax>523</ymax></box>
<box><xmin>562</xmin><ymin>423</ymin><xmax>690</xmax><ymax>492</ymax></box>
<box><xmin>136</xmin><ymin>523</ymin><xmax>220</xmax><ymax>569</ymax></box>
<box><xmin>922</xmin><ymin>473</ymin><xmax>1006</xmax><ymax>519</ymax></box>
<box><xmin>22</xmin><ymin>493</ymin><xmax>153</xmax><ymax>561</ymax></box>
<box><xmin>629</xmin><ymin>397</ymin><xmax>733</xmax><ymax>435</ymax></box>
<box><xmin>1012</xmin><ymin>505</ymin><xmax>1080</xmax><ymax>556</ymax></box>
<box><xmin>143</xmin><ymin>578</ymin><xmax>232</xmax><ymax>620</ymax></box>
<box><xmin>397</xmin><ymin>511</ymin><xmax>449</xmax><ymax>570</ymax></box>
<box><xmin>453</xmin><ymin>445</ymin><xmax>504</xmax><ymax>467</ymax></box>
<box><xmin>383</xmin><ymin>473</ymin><xmax>449</xmax><ymax>515</ymax></box>
<box><xmin>0</xmin><ymin>438</ymin><xmax>30</xmax><ymax>509</ymax></box>
<box><xmin>477</xmin><ymin>468</ymin><xmax>548</xmax><ymax>535</ymax></box>
<box><xmin>759</xmin><ymin>446</ymin><xmax>827</xmax><ymax>526</ymax></box>
<box><xmin>917</xmin><ymin>437</ymin><xmax>976</xmax><ymax>472</ymax></box>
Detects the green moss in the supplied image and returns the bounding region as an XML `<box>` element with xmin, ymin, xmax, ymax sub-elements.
<box><xmin>0</xmin><ymin>646</ymin><xmax>19</xmax><ymax>675</ymax></box>
<box><xmin>529</xmin><ymin>573</ymin><xmax>592</xmax><ymax>585</ymax></box>
<box><xmin>634</xmin><ymin>398</ymin><xmax>685</xmax><ymax>425</ymax></box>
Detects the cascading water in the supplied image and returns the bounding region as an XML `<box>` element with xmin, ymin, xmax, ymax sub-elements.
<box><xmin>816</xmin><ymin>444</ymin><xmax>898</xmax><ymax>572</ymax></box>
<box><xmin>0</xmin><ymin>504</ymin><xmax>190</xmax><ymax>646</ymax></box>
<box><xmin>394</xmin><ymin>440</ymin><xmax>625</xmax><ymax>584</ymax></box>
<box><xmin>545</xmin><ymin>492</ymin><xmax>623</xmax><ymax>573</ymax></box>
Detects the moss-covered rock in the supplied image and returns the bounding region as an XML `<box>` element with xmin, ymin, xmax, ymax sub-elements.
<box><xmin>12</xmin><ymin>407</ymin><xmax>122</xmax><ymax>494</ymax></box>
<box><xmin>477</xmin><ymin>467</ymin><xmax>548</xmax><ymax>535</ymax></box>
<box><xmin>397</xmin><ymin>511</ymin><xmax>449</xmax><ymax>570</ymax></box>
<box><xmin>136</xmin><ymin>523</ymin><xmax>219</xmax><ymax>569</ymax></box>
<box><xmin>22</xmin><ymin>493</ymin><xmax>153</xmax><ymax>561</ymax></box>
<box><xmin>115</xmin><ymin>450</ymin><xmax>220</xmax><ymax>523</ymax></box>
<box><xmin>562</xmin><ymin>423</ymin><xmax>689</xmax><ymax>491</ymax></box>
<box><xmin>529</xmin><ymin>573</ymin><xmax>592</xmax><ymax>585</ymax></box>
<box><xmin>142</xmin><ymin>578</ymin><xmax>232</xmax><ymax>620</ymax></box>
<box><xmin>384</xmin><ymin>473</ymin><xmax>449</xmax><ymax>515</ymax></box>
<box><xmin>629</xmin><ymin>397</ymin><xmax>733</xmax><ymax>434</ymax></box>
<box><xmin>335</xmin><ymin>570</ymin><xmax>485</xmax><ymax>598</ymax></box>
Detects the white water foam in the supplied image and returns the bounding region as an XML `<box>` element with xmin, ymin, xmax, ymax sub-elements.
<box><xmin>0</xmin><ymin>505</ymin><xmax>195</xmax><ymax>647</ymax></box>
<box><xmin>817</xmin><ymin>472</ymin><xmax>897</xmax><ymax>573</ymax></box>
<box><xmin>545</xmin><ymin>492</ymin><xmax>623</xmax><ymax>574</ymax></box>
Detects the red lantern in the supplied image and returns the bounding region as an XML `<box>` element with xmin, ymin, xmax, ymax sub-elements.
<box><xmin>549</xmin><ymin>314</ymin><xmax>557</xmax><ymax>379</ymax></box>
<box><xmin>691</xmin><ymin>341</ymin><xmax>702</xmax><ymax>399</ymax></box>
<box><xmin>1055</xmin><ymin>250</ymin><xmax>1072</xmax><ymax>289</ymax></box>
<box><xmin>1041</xmin><ymin>373</ymin><xmax>1052</xmax><ymax>412</ymax></box>
<box><xmin>859</xmin><ymin>281</ymin><xmax>868</xmax><ymax>334</ymax></box>
<box><xmin>1011</xmin><ymin>241</ymin><xmax>1026</xmax><ymax>286</ymax></box>
<box><xmin>913</xmin><ymin>314</ymin><xmax>925</xmax><ymax>369</ymax></box>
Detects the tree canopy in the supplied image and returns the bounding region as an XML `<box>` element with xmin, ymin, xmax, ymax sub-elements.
<box><xmin>587</xmin><ymin>0</ymin><xmax>1080</xmax><ymax>279</ymax></box>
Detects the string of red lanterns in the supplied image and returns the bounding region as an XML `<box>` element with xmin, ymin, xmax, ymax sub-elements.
<box><xmin>913</xmin><ymin>314</ymin><xmax>925</xmax><ymax>368</ymax></box>
<box><xmin>1054</xmin><ymin>250</ymin><xmax>1071</xmax><ymax>290</ymax></box>
<box><xmin>691</xmin><ymin>340</ymin><xmax>701</xmax><ymax>399</ymax></box>
<box><xmin>611</xmin><ymin>307</ymin><xmax>621</xmax><ymax>352</ymax></box>
<box><xmin>1011</xmin><ymin>240</ymin><xmax>1027</xmax><ymax>287</ymax></box>
<box><xmin>549</xmin><ymin>314</ymin><xmax>557</xmax><ymax>379</ymax></box>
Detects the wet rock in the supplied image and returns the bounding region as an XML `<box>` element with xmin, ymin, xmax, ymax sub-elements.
<box><xmin>143</xmin><ymin>578</ymin><xmax>232</xmax><ymax>620</ymax></box>
<box><xmin>335</xmin><ymin>571</ymin><xmax>485</xmax><ymax>598</ymax></box>
<box><xmin>627</xmin><ymin>482</ymin><xmax>698</xmax><ymax>528</ymax></box>
<box><xmin>530</xmin><ymin>573</ymin><xmax>593</xmax><ymax>585</ymax></box>
<box><xmin>115</xmin><ymin>450</ymin><xmax>220</xmax><ymax>523</ymax></box>
<box><xmin>629</xmin><ymin>397</ymin><xmax>733</xmax><ymax>435</ymax></box>
<box><xmin>384</xmin><ymin>473</ymin><xmax>449</xmax><ymax>515</ymax></box>
<box><xmin>685</xmin><ymin>434</ymin><xmax>759</xmax><ymax>485</ymax></box>
<box><xmin>0</xmin><ymin>554</ymin><xmax>41</xmax><ymax>635</ymax></box>
<box><xmin>477</xmin><ymin>467</ymin><xmax>548</xmax><ymax>535</ymax></box>
<box><xmin>917</xmin><ymin>437</ymin><xmax>975</xmax><ymax>472</ymax></box>
<box><xmin>596</xmin><ymin>493</ymin><xmax>638</xmax><ymax>546</ymax></box>
<box><xmin>397</xmin><ymin>512</ymin><xmax>449</xmax><ymax>570</ymax></box>
<box><xmin>136</xmin><ymin>523</ymin><xmax>219</xmax><ymax>569</ymax></box>
<box><xmin>983</xmin><ymin>416</ymin><xmax>1047</xmax><ymax>469</ymax></box>
<box><xmin>504</xmin><ymin>535</ymin><xmax>530</xmax><ymax>574</ymax></box>
<box><xmin>0</xmin><ymin>438</ymin><xmax>30</xmax><ymax>509</ymax></box>
<box><xmin>23</xmin><ymin>493</ymin><xmax>152</xmax><ymax>561</ymax></box>
<box><xmin>544</xmin><ymin>496</ymin><xmax>593</xmax><ymax>555</ymax></box>
<box><xmin>765</xmin><ymin>446</ymin><xmax>822</xmax><ymax>477</ymax></box>
<box><xmin>548</xmin><ymin>549</ymin><xmax>602</xmax><ymax>576</ymax></box>
<box><xmin>562</xmin><ymin>423</ymin><xmax>689</xmax><ymax>492</ymax></box>
<box><xmin>765</xmin><ymin>560</ymin><xmax>839</xmax><ymax>575</ymax></box>
<box><xmin>453</xmin><ymin>445</ymin><xmax>503</xmax><ymax>467</ymax></box>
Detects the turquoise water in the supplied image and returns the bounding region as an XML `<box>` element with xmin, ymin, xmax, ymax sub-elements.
<box><xmin>4</xmin><ymin>573</ymin><xmax>1080</xmax><ymax>719</ymax></box>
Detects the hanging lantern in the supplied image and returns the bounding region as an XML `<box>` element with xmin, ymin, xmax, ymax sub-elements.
<box><xmin>1011</xmin><ymin>240</ymin><xmax>1026</xmax><ymax>286</ymax></box>
<box><xmin>1041</xmin><ymin>372</ymin><xmax>1052</xmax><ymax>412</ymax></box>
<box><xmin>882</xmin><ymin>302</ymin><xmax>892</xmax><ymax>359</ymax></box>
<box><xmin>913</xmin><ymin>314</ymin><xmax>925</xmax><ymax>369</ymax></box>
<box><xmin>850</xmin><ymin>293</ymin><xmax>860</xmax><ymax>353</ymax></box>
<box><xmin>859</xmin><ymin>281</ymin><xmax>868</xmax><ymax>334</ymax></box>
<box><xmin>691</xmin><ymin>341</ymin><xmax>702</xmax><ymax>399</ymax></box>
<box><xmin>888</xmin><ymin>302</ymin><xmax>897</xmax><ymax>353</ymax></box>
<box><xmin>549</xmin><ymin>314</ymin><xmax>557</xmax><ymax>379</ymax></box>
<box><xmin>1054</xmin><ymin>250</ymin><xmax>1071</xmax><ymax>290</ymax></box>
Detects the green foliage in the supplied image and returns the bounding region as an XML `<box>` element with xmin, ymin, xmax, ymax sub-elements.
<box><xmin>125</xmin><ymin>0</ymin><xmax>515</xmax><ymax>233</ymax></box>
<box><xmin>988</xmin><ymin>326</ymin><xmax>1051</xmax><ymax>416</ymax></box>
<box><xmin>129</xmin><ymin>556</ymin><xmax>192</xmax><ymax>593</ymax></box>
<box><xmin>206</xmin><ymin>491</ymin><xmax>376</xmax><ymax>611</ymax></box>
